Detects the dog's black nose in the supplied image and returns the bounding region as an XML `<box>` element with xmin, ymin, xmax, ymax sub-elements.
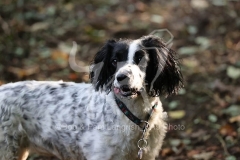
<box><xmin>117</xmin><ymin>74</ymin><xmax>128</xmax><ymax>82</ymax></box>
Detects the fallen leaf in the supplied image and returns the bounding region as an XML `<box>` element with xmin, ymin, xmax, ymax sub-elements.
<box><xmin>46</xmin><ymin>5</ymin><xmax>56</xmax><ymax>15</ymax></box>
<box><xmin>227</xmin><ymin>66</ymin><xmax>240</xmax><ymax>79</ymax></box>
<box><xmin>150</xmin><ymin>15</ymin><xmax>163</xmax><ymax>24</ymax></box>
<box><xmin>68</xmin><ymin>73</ymin><xmax>78</xmax><ymax>80</ymax></box>
<box><xmin>178</xmin><ymin>46</ymin><xmax>199</xmax><ymax>55</ymax></box>
<box><xmin>188</xmin><ymin>25</ymin><xmax>198</xmax><ymax>35</ymax></box>
<box><xmin>208</xmin><ymin>114</ymin><xmax>218</xmax><ymax>123</ymax></box>
<box><xmin>8</xmin><ymin>66</ymin><xmax>39</xmax><ymax>79</ymax></box>
<box><xmin>191</xmin><ymin>0</ymin><xmax>209</xmax><ymax>9</ymax></box>
<box><xmin>182</xmin><ymin>139</ymin><xmax>191</xmax><ymax>145</ymax></box>
<box><xmin>116</xmin><ymin>15</ymin><xmax>130</xmax><ymax>24</ymax></box>
<box><xmin>15</xmin><ymin>47</ymin><xmax>24</xmax><ymax>56</ymax></box>
<box><xmin>161</xmin><ymin>148</ymin><xmax>173</xmax><ymax>156</ymax></box>
<box><xmin>229</xmin><ymin>115</ymin><xmax>240</xmax><ymax>123</ymax></box>
<box><xmin>219</xmin><ymin>124</ymin><xmax>237</xmax><ymax>137</ymax></box>
<box><xmin>135</xmin><ymin>2</ymin><xmax>146</xmax><ymax>12</ymax></box>
<box><xmin>40</xmin><ymin>49</ymin><xmax>51</xmax><ymax>58</ymax></box>
<box><xmin>64</xmin><ymin>3</ymin><xmax>73</xmax><ymax>11</ymax></box>
<box><xmin>195</xmin><ymin>36</ymin><xmax>211</xmax><ymax>49</ymax></box>
<box><xmin>225</xmin><ymin>156</ymin><xmax>237</xmax><ymax>160</ymax></box>
<box><xmin>182</xmin><ymin>58</ymin><xmax>199</xmax><ymax>68</ymax></box>
<box><xmin>169</xmin><ymin>110</ymin><xmax>185</xmax><ymax>119</ymax></box>
<box><xmin>58</xmin><ymin>42</ymin><xmax>73</xmax><ymax>53</ymax></box>
<box><xmin>51</xmin><ymin>50</ymin><xmax>68</xmax><ymax>61</ymax></box>
<box><xmin>168</xmin><ymin>101</ymin><xmax>179</xmax><ymax>109</ymax></box>
<box><xmin>51</xmin><ymin>50</ymin><xmax>69</xmax><ymax>68</ymax></box>
<box><xmin>211</xmin><ymin>0</ymin><xmax>227</xmax><ymax>6</ymax></box>
<box><xmin>178</xmin><ymin>88</ymin><xmax>186</xmax><ymax>95</ymax></box>
<box><xmin>192</xmin><ymin>151</ymin><xmax>214</xmax><ymax>160</ymax></box>
<box><xmin>30</xmin><ymin>22</ymin><xmax>49</xmax><ymax>32</ymax></box>
<box><xmin>222</xmin><ymin>105</ymin><xmax>240</xmax><ymax>117</ymax></box>
<box><xmin>187</xmin><ymin>150</ymin><xmax>200</xmax><ymax>158</ymax></box>
<box><xmin>169</xmin><ymin>139</ymin><xmax>181</xmax><ymax>147</ymax></box>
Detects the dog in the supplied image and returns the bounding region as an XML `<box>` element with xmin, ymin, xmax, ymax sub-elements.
<box><xmin>0</xmin><ymin>35</ymin><xmax>183</xmax><ymax>160</ymax></box>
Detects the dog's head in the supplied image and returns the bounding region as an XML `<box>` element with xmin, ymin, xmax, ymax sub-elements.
<box><xmin>90</xmin><ymin>35</ymin><xmax>183</xmax><ymax>97</ymax></box>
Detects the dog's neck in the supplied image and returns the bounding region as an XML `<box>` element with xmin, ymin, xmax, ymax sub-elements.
<box><xmin>114</xmin><ymin>92</ymin><xmax>160</xmax><ymax>120</ymax></box>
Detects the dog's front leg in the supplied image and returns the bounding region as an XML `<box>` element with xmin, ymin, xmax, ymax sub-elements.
<box><xmin>17</xmin><ymin>148</ymin><xmax>29</xmax><ymax>160</ymax></box>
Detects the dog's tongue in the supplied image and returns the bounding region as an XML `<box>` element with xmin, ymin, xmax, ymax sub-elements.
<box><xmin>114</xmin><ymin>87</ymin><xmax>120</xmax><ymax>94</ymax></box>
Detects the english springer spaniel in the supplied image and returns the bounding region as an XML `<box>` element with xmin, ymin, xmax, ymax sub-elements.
<box><xmin>0</xmin><ymin>35</ymin><xmax>183</xmax><ymax>160</ymax></box>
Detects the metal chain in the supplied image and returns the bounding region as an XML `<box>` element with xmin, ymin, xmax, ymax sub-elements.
<box><xmin>137</xmin><ymin>121</ymin><xmax>150</xmax><ymax>159</ymax></box>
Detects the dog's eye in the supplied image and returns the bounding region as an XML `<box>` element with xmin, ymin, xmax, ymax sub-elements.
<box><xmin>134</xmin><ymin>50</ymin><xmax>145</xmax><ymax>64</ymax></box>
<box><xmin>135</xmin><ymin>55</ymin><xmax>144</xmax><ymax>64</ymax></box>
<box><xmin>112</xmin><ymin>59</ymin><xmax>117</xmax><ymax>67</ymax></box>
<box><xmin>138</xmin><ymin>57</ymin><xmax>142</xmax><ymax>63</ymax></box>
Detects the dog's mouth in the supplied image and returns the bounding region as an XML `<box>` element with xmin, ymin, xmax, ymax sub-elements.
<box><xmin>113</xmin><ymin>85</ymin><xmax>138</xmax><ymax>97</ymax></box>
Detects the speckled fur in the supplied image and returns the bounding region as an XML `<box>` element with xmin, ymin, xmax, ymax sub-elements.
<box><xmin>0</xmin><ymin>81</ymin><xmax>166</xmax><ymax>160</ymax></box>
<box><xmin>0</xmin><ymin>35</ymin><xmax>182</xmax><ymax>160</ymax></box>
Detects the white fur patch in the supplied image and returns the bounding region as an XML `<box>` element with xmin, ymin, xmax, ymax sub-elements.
<box><xmin>128</xmin><ymin>40</ymin><xmax>141</xmax><ymax>64</ymax></box>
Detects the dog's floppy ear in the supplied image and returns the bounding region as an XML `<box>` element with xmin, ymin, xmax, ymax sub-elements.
<box><xmin>142</xmin><ymin>35</ymin><xmax>183</xmax><ymax>96</ymax></box>
<box><xmin>90</xmin><ymin>39</ymin><xmax>117</xmax><ymax>91</ymax></box>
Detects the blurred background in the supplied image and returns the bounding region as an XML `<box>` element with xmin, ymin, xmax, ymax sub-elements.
<box><xmin>0</xmin><ymin>0</ymin><xmax>239</xmax><ymax>159</ymax></box>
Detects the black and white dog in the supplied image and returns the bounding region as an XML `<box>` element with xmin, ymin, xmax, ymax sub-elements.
<box><xmin>0</xmin><ymin>35</ymin><xmax>183</xmax><ymax>160</ymax></box>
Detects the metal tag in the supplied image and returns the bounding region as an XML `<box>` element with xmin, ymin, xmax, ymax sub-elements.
<box><xmin>138</xmin><ymin>148</ymin><xmax>143</xmax><ymax>159</ymax></box>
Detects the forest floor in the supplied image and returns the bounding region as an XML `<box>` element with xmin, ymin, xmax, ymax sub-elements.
<box><xmin>0</xmin><ymin>0</ymin><xmax>239</xmax><ymax>159</ymax></box>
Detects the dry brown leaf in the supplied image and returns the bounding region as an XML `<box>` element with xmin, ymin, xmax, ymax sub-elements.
<box><xmin>68</xmin><ymin>73</ymin><xmax>78</xmax><ymax>81</ymax></box>
<box><xmin>229</xmin><ymin>115</ymin><xmax>240</xmax><ymax>123</ymax></box>
<box><xmin>30</xmin><ymin>22</ymin><xmax>49</xmax><ymax>32</ymax></box>
<box><xmin>187</xmin><ymin>150</ymin><xmax>200</xmax><ymax>158</ymax></box>
<box><xmin>116</xmin><ymin>15</ymin><xmax>130</xmax><ymax>24</ymax></box>
<box><xmin>219</xmin><ymin>124</ymin><xmax>237</xmax><ymax>137</ymax></box>
<box><xmin>51</xmin><ymin>50</ymin><xmax>69</xmax><ymax>61</ymax></box>
<box><xmin>135</xmin><ymin>2</ymin><xmax>147</xmax><ymax>12</ymax></box>
<box><xmin>8</xmin><ymin>66</ymin><xmax>39</xmax><ymax>79</ymax></box>
<box><xmin>191</xmin><ymin>0</ymin><xmax>209</xmax><ymax>9</ymax></box>
<box><xmin>161</xmin><ymin>148</ymin><xmax>173</xmax><ymax>157</ymax></box>
<box><xmin>51</xmin><ymin>49</ymin><xmax>69</xmax><ymax>68</ymax></box>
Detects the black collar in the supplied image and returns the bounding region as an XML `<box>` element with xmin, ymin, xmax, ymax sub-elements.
<box><xmin>115</xmin><ymin>96</ymin><xmax>157</xmax><ymax>129</ymax></box>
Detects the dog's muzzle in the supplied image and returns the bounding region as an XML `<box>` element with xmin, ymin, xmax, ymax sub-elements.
<box><xmin>114</xmin><ymin>73</ymin><xmax>138</xmax><ymax>97</ymax></box>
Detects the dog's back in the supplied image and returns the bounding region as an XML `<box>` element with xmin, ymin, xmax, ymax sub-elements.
<box><xmin>0</xmin><ymin>81</ymin><xmax>93</xmax><ymax>160</ymax></box>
